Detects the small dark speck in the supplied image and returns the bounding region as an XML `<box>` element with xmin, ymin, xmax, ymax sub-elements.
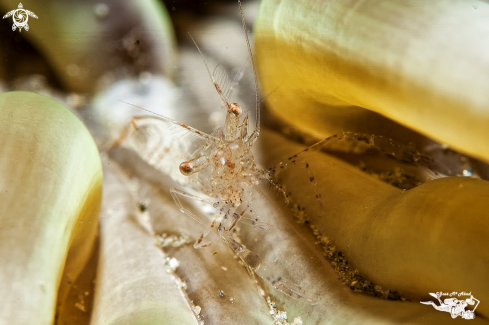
<box><xmin>135</xmin><ymin>40</ymin><xmax>140</xmax><ymax>45</ymax></box>
<box><xmin>137</xmin><ymin>201</ymin><xmax>147</xmax><ymax>212</ymax></box>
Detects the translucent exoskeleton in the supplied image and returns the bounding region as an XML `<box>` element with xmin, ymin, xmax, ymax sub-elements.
<box><xmin>116</xmin><ymin>0</ymin><xmax>312</xmax><ymax>303</ymax></box>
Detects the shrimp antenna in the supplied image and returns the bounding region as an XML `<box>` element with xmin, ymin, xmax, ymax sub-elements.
<box><xmin>118</xmin><ymin>100</ymin><xmax>168</xmax><ymax>119</ymax></box>
<box><xmin>188</xmin><ymin>33</ymin><xmax>231</xmax><ymax>110</ymax></box>
<box><xmin>238</xmin><ymin>0</ymin><xmax>260</xmax><ymax>134</ymax></box>
<box><xmin>117</xmin><ymin>100</ymin><xmax>212</xmax><ymax>139</ymax></box>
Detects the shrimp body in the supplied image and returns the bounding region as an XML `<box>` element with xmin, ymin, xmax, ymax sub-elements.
<box><xmin>181</xmin><ymin>106</ymin><xmax>260</xmax><ymax>200</ymax></box>
<box><xmin>177</xmin><ymin>101</ymin><xmax>268</xmax><ymax>239</ymax></box>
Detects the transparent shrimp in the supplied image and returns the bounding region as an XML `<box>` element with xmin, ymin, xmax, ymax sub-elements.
<box><xmin>115</xmin><ymin>0</ymin><xmax>309</xmax><ymax>301</ymax></box>
<box><xmin>117</xmin><ymin>0</ymin><xmax>291</xmax><ymax>241</ymax></box>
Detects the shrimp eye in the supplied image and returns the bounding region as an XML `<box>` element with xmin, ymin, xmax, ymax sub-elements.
<box><xmin>229</xmin><ymin>103</ymin><xmax>241</xmax><ymax>116</ymax></box>
<box><xmin>179</xmin><ymin>162</ymin><xmax>193</xmax><ymax>175</ymax></box>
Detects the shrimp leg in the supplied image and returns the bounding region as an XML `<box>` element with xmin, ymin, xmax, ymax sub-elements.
<box><xmin>170</xmin><ymin>188</ymin><xmax>219</xmax><ymax>248</ymax></box>
<box><xmin>171</xmin><ymin>188</ymin><xmax>269</xmax><ymax>248</ymax></box>
<box><xmin>171</xmin><ymin>188</ymin><xmax>315</xmax><ymax>302</ymax></box>
<box><xmin>223</xmin><ymin>231</ymin><xmax>317</xmax><ymax>304</ymax></box>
